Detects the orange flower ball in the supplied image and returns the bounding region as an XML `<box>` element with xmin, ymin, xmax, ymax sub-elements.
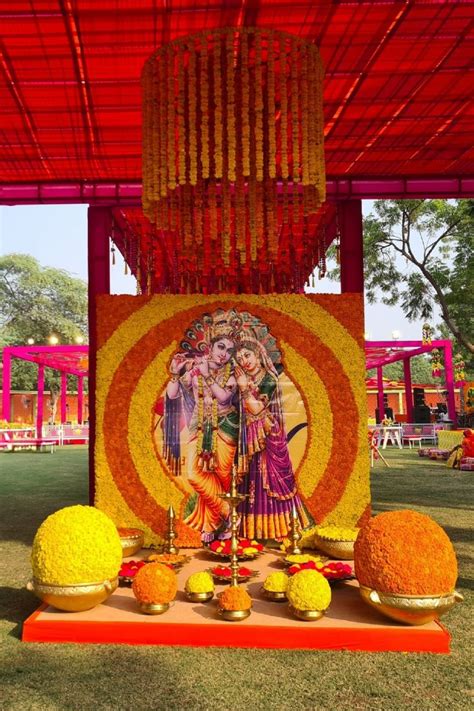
<box><xmin>218</xmin><ymin>586</ymin><xmax>252</xmax><ymax>611</ymax></box>
<box><xmin>354</xmin><ymin>510</ymin><xmax>458</xmax><ymax>596</ymax></box>
<box><xmin>132</xmin><ymin>563</ymin><xmax>177</xmax><ymax>604</ymax></box>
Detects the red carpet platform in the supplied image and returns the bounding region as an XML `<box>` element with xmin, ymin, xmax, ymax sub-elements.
<box><xmin>23</xmin><ymin>550</ymin><xmax>450</xmax><ymax>653</ymax></box>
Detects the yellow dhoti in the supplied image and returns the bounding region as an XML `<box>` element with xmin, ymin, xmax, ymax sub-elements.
<box><xmin>184</xmin><ymin>434</ymin><xmax>236</xmax><ymax>534</ymax></box>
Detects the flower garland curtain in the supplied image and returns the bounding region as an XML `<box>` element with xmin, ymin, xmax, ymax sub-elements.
<box><xmin>141</xmin><ymin>28</ymin><xmax>325</xmax><ymax>294</ymax></box>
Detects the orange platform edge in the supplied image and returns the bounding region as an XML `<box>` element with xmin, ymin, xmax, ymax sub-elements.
<box><xmin>22</xmin><ymin>552</ymin><xmax>451</xmax><ymax>654</ymax></box>
<box><xmin>22</xmin><ymin>603</ymin><xmax>450</xmax><ymax>653</ymax></box>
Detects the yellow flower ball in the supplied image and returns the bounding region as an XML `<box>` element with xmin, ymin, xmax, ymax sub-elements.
<box><xmin>287</xmin><ymin>569</ymin><xmax>331</xmax><ymax>611</ymax></box>
<box><xmin>31</xmin><ymin>505</ymin><xmax>122</xmax><ymax>585</ymax></box>
<box><xmin>185</xmin><ymin>571</ymin><xmax>215</xmax><ymax>594</ymax></box>
<box><xmin>263</xmin><ymin>572</ymin><xmax>289</xmax><ymax>593</ymax></box>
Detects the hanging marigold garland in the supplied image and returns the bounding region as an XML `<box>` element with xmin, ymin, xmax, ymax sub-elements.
<box><xmin>141</xmin><ymin>28</ymin><xmax>326</xmax><ymax>293</ymax></box>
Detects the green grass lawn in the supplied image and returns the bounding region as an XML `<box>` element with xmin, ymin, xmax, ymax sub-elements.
<box><xmin>0</xmin><ymin>447</ymin><xmax>472</xmax><ymax>711</ymax></box>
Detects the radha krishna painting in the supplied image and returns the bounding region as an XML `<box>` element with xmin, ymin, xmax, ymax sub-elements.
<box><xmin>158</xmin><ymin>307</ymin><xmax>309</xmax><ymax>543</ymax></box>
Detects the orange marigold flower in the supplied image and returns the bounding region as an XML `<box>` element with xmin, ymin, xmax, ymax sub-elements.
<box><xmin>354</xmin><ymin>510</ymin><xmax>458</xmax><ymax>596</ymax></box>
<box><xmin>132</xmin><ymin>563</ymin><xmax>177</xmax><ymax>604</ymax></box>
<box><xmin>217</xmin><ymin>586</ymin><xmax>252</xmax><ymax>611</ymax></box>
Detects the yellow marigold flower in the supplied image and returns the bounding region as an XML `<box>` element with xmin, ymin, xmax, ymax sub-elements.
<box><xmin>263</xmin><ymin>572</ymin><xmax>289</xmax><ymax>593</ymax></box>
<box><xmin>31</xmin><ymin>505</ymin><xmax>122</xmax><ymax>585</ymax></box>
<box><xmin>285</xmin><ymin>553</ymin><xmax>323</xmax><ymax>564</ymax></box>
<box><xmin>316</xmin><ymin>525</ymin><xmax>360</xmax><ymax>542</ymax></box>
<box><xmin>132</xmin><ymin>563</ymin><xmax>177</xmax><ymax>604</ymax></box>
<box><xmin>287</xmin><ymin>569</ymin><xmax>331</xmax><ymax>611</ymax></box>
<box><xmin>185</xmin><ymin>571</ymin><xmax>214</xmax><ymax>594</ymax></box>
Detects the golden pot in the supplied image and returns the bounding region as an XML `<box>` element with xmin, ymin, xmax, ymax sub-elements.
<box><xmin>217</xmin><ymin>607</ymin><xmax>251</xmax><ymax>621</ymax></box>
<box><xmin>359</xmin><ymin>585</ymin><xmax>464</xmax><ymax>626</ymax></box>
<box><xmin>185</xmin><ymin>590</ymin><xmax>214</xmax><ymax>603</ymax></box>
<box><xmin>138</xmin><ymin>601</ymin><xmax>170</xmax><ymax>615</ymax></box>
<box><xmin>118</xmin><ymin>528</ymin><xmax>144</xmax><ymax>558</ymax></box>
<box><xmin>26</xmin><ymin>578</ymin><xmax>118</xmax><ymax>612</ymax></box>
<box><xmin>313</xmin><ymin>535</ymin><xmax>354</xmax><ymax>560</ymax></box>
<box><xmin>261</xmin><ymin>588</ymin><xmax>287</xmax><ymax>602</ymax></box>
<box><xmin>288</xmin><ymin>604</ymin><xmax>325</xmax><ymax>622</ymax></box>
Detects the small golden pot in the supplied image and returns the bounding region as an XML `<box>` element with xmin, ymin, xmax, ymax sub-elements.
<box><xmin>118</xmin><ymin>528</ymin><xmax>144</xmax><ymax>558</ymax></box>
<box><xmin>217</xmin><ymin>607</ymin><xmax>251</xmax><ymax>621</ymax></box>
<box><xmin>313</xmin><ymin>535</ymin><xmax>354</xmax><ymax>560</ymax></box>
<box><xmin>359</xmin><ymin>585</ymin><xmax>464</xmax><ymax>626</ymax></box>
<box><xmin>261</xmin><ymin>588</ymin><xmax>287</xmax><ymax>602</ymax></box>
<box><xmin>137</xmin><ymin>601</ymin><xmax>170</xmax><ymax>615</ymax></box>
<box><xmin>185</xmin><ymin>590</ymin><xmax>214</xmax><ymax>603</ymax></box>
<box><xmin>26</xmin><ymin>578</ymin><xmax>118</xmax><ymax>612</ymax></box>
<box><xmin>289</xmin><ymin>604</ymin><xmax>325</xmax><ymax>621</ymax></box>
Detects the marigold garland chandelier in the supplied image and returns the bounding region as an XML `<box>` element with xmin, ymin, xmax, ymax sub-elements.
<box><xmin>141</xmin><ymin>28</ymin><xmax>326</xmax><ymax>293</ymax></box>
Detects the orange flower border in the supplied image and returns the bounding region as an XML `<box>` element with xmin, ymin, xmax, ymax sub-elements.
<box><xmin>95</xmin><ymin>294</ymin><xmax>370</xmax><ymax>547</ymax></box>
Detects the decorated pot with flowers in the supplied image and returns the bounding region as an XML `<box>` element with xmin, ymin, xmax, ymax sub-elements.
<box><xmin>117</xmin><ymin>527</ymin><xmax>144</xmax><ymax>557</ymax></box>
<box><xmin>28</xmin><ymin>505</ymin><xmax>122</xmax><ymax>612</ymax></box>
<box><xmin>185</xmin><ymin>571</ymin><xmax>215</xmax><ymax>602</ymax></box>
<box><xmin>132</xmin><ymin>562</ymin><xmax>177</xmax><ymax>614</ymax></box>
<box><xmin>286</xmin><ymin>569</ymin><xmax>331</xmax><ymax>621</ymax></box>
<box><xmin>354</xmin><ymin>510</ymin><xmax>462</xmax><ymax>625</ymax></box>
<box><xmin>217</xmin><ymin>586</ymin><xmax>252</xmax><ymax>621</ymax></box>
<box><xmin>313</xmin><ymin>525</ymin><xmax>359</xmax><ymax>560</ymax></box>
<box><xmin>262</xmin><ymin>571</ymin><xmax>289</xmax><ymax>601</ymax></box>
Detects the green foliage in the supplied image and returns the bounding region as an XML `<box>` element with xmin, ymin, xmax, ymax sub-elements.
<box><xmin>0</xmin><ymin>254</ymin><xmax>88</xmax><ymax>393</ymax></box>
<box><xmin>367</xmin><ymin>355</ymin><xmax>437</xmax><ymax>384</ymax></box>
<box><xmin>362</xmin><ymin>199</ymin><xmax>474</xmax><ymax>372</ymax></box>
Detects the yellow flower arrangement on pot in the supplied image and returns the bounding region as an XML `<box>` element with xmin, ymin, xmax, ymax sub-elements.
<box><xmin>262</xmin><ymin>571</ymin><xmax>289</xmax><ymax>602</ymax></box>
<box><xmin>31</xmin><ymin>505</ymin><xmax>122</xmax><ymax>585</ymax></box>
<box><xmin>263</xmin><ymin>572</ymin><xmax>289</xmax><ymax>593</ymax></box>
<box><xmin>315</xmin><ymin>525</ymin><xmax>359</xmax><ymax>542</ymax></box>
<box><xmin>286</xmin><ymin>569</ymin><xmax>331</xmax><ymax>620</ymax></box>
<box><xmin>132</xmin><ymin>562</ymin><xmax>177</xmax><ymax>615</ymax></box>
<box><xmin>185</xmin><ymin>571</ymin><xmax>214</xmax><ymax>602</ymax></box>
<box><xmin>29</xmin><ymin>505</ymin><xmax>122</xmax><ymax>612</ymax></box>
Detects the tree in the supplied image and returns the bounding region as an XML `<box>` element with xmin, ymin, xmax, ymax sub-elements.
<box><xmin>362</xmin><ymin>199</ymin><xmax>473</xmax><ymax>367</ymax></box>
<box><xmin>0</xmin><ymin>254</ymin><xmax>88</xmax><ymax>419</ymax></box>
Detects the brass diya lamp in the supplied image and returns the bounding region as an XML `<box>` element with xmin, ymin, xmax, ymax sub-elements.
<box><xmin>163</xmin><ymin>505</ymin><xmax>179</xmax><ymax>555</ymax></box>
<box><xmin>287</xmin><ymin>505</ymin><xmax>303</xmax><ymax>556</ymax></box>
<box><xmin>217</xmin><ymin>466</ymin><xmax>252</xmax><ymax>621</ymax></box>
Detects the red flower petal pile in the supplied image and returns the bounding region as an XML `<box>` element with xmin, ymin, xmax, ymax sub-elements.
<box><xmin>209</xmin><ymin>538</ymin><xmax>264</xmax><ymax>556</ymax></box>
<box><xmin>119</xmin><ymin>560</ymin><xmax>147</xmax><ymax>578</ymax></box>
<box><xmin>289</xmin><ymin>561</ymin><xmax>353</xmax><ymax>581</ymax></box>
<box><xmin>211</xmin><ymin>566</ymin><xmax>254</xmax><ymax>578</ymax></box>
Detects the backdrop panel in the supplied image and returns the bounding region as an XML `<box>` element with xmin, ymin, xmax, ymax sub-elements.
<box><xmin>95</xmin><ymin>295</ymin><xmax>370</xmax><ymax>547</ymax></box>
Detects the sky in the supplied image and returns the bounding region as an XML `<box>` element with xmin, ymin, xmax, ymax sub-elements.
<box><xmin>0</xmin><ymin>201</ymin><xmax>428</xmax><ymax>341</ymax></box>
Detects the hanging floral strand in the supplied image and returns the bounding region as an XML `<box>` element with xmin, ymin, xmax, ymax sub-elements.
<box><xmin>431</xmin><ymin>348</ymin><xmax>444</xmax><ymax>378</ymax></box>
<box><xmin>141</xmin><ymin>28</ymin><xmax>325</xmax><ymax>293</ymax></box>
<box><xmin>422</xmin><ymin>323</ymin><xmax>433</xmax><ymax>345</ymax></box>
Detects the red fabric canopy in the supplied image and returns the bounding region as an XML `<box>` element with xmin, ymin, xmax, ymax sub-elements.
<box><xmin>1</xmin><ymin>1</ymin><xmax>473</xmax><ymax>184</ymax></box>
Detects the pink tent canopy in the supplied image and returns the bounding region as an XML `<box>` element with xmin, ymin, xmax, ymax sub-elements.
<box><xmin>365</xmin><ymin>340</ymin><xmax>456</xmax><ymax>424</ymax></box>
<box><xmin>2</xmin><ymin>345</ymin><xmax>89</xmax><ymax>436</ymax></box>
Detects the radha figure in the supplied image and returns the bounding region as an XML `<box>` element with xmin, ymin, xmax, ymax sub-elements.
<box><xmin>235</xmin><ymin>335</ymin><xmax>310</xmax><ymax>540</ymax></box>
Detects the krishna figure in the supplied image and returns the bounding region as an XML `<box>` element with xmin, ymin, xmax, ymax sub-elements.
<box><xmin>163</xmin><ymin>309</ymin><xmax>241</xmax><ymax>544</ymax></box>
